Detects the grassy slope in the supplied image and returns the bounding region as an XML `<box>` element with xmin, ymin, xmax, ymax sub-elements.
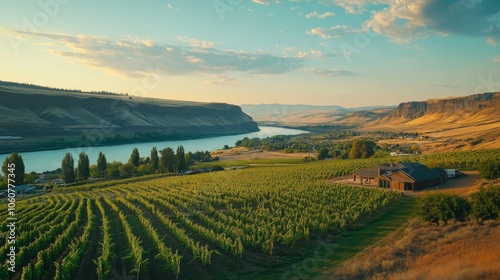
<box><xmin>334</xmin><ymin>219</ymin><xmax>500</xmax><ymax>280</ymax></box>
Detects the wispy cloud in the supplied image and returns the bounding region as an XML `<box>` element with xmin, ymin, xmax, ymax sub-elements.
<box><xmin>307</xmin><ymin>25</ymin><xmax>364</xmax><ymax>38</ymax></box>
<box><xmin>2</xmin><ymin>30</ymin><xmax>304</xmax><ymax>78</ymax></box>
<box><xmin>282</xmin><ymin>47</ymin><xmax>330</xmax><ymax>59</ymax></box>
<box><xmin>242</xmin><ymin>0</ymin><xmax>500</xmax><ymax>44</ymax></box>
<box><xmin>176</xmin><ymin>36</ymin><xmax>217</xmax><ymax>49</ymax></box>
<box><xmin>305</xmin><ymin>11</ymin><xmax>335</xmax><ymax>19</ymax></box>
<box><xmin>426</xmin><ymin>83</ymin><xmax>460</xmax><ymax>89</ymax></box>
<box><xmin>486</xmin><ymin>37</ymin><xmax>497</xmax><ymax>46</ymax></box>
<box><xmin>365</xmin><ymin>0</ymin><xmax>500</xmax><ymax>44</ymax></box>
<box><xmin>204</xmin><ymin>74</ymin><xmax>240</xmax><ymax>85</ymax></box>
<box><xmin>251</xmin><ymin>0</ymin><xmax>280</xmax><ymax>5</ymax></box>
<box><xmin>304</xmin><ymin>67</ymin><xmax>356</xmax><ymax>77</ymax></box>
<box><xmin>494</xmin><ymin>56</ymin><xmax>500</xmax><ymax>63</ymax></box>
<box><xmin>319</xmin><ymin>0</ymin><xmax>391</xmax><ymax>14</ymax></box>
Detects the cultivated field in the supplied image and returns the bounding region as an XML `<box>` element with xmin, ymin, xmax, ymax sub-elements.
<box><xmin>1</xmin><ymin>148</ymin><xmax>499</xmax><ymax>279</ymax></box>
<box><xmin>0</xmin><ymin>163</ymin><xmax>402</xmax><ymax>280</ymax></box>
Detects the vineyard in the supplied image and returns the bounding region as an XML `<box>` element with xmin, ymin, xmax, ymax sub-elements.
<box><xmin>1</xmin><ymin>148</ymin><xmax>499</xmax><ymax>279</ymax></box>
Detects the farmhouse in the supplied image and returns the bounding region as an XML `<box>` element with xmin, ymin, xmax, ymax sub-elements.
<box><xmin>353</xmin><ymin>162</ymin><xmax>446</xmax><ymax>191</ymax></box>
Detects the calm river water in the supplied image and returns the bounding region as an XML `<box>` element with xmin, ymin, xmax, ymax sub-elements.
<box><xmin>0</xmin><ymin>126</ymin><xmax>308</xmax><ymax>173</ymax></box>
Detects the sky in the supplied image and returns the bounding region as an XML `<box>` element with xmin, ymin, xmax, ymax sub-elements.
<box><xmin>0</xmin><ymin>0</ymin><xmax>499</xmax><ymax>107</ymax></box>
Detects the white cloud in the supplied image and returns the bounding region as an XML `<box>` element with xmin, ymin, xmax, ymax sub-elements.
<box><xmin>365</xmin><ymin>0</ymin><xmax>500</xmax><ymax>44</ymax></box>
<box><xmin>319</xmin><ymin>0</ymin><xmax>391</xmax><ymax>14</ymax></box>
<box><xmin>2</xmin><ymin>30</ymin><xmax>304</xmax><ymax>78</ymax></box>
<box><xmin>304</xmin><ymin>67</ymin><xmax>356</xmax><ymax>77</ymax></box>
<box><xmin>305</xmin><ymin>11</ymin><xmax>335</xmax><ymax>19</ymax></box>
<box><xmin>486</xmin><ymin>37</ymin><xmax>497</xmax><ymax>46</ymax></box>
<box><xmin>307</xmin><ymin>25</ymin><xmax>364</xmax><ymax>38</ymax></box>
<box><xmin>176</xmin><ymin>36</ymin><xmax>216</xmax><ymax>49</ymax></box>
<box><xmin>204</xmin><ymin>74</ymin><xmax>240</xmax><ymax>85</ymax></box>
<box><xmin>251</xmin><ymin>0</ymin><xmax>281</xmax><ymax>5</ymax></box>
<box><xmin>425</xmin><ymin>83</ymin><xmax>460</xmax><ymax>89</ymax></box>
<box><xmin>494</xmin><ymin>56</ymin><xmax>500</xmax><ymax>63</ymax></box>
<box><xmin>286</xmin><ymin>48</ymin><xmax>325</xmax><ymax>58</ymax></box>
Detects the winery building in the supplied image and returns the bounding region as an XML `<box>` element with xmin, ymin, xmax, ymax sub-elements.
<box><xmin>353</xmin><ymin>162</ymin><xmax>446</xmax><ymax>191</ymax></box>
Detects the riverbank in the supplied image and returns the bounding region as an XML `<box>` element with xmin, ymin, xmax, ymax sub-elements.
<box><xmin>0</xmin><ymin>126</ymin><xmax>309</xmax><ymax>173</ymax></box>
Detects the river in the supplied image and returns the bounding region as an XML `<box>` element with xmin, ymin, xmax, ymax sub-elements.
<box><xmin>0</xmin><ymin>126</ymin><xmax>308</xmax><ymax>173</ymax></box>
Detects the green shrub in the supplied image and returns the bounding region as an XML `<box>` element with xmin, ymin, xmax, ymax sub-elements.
<box><xmin>471</xmin><ymin>186</ymin><xmax>500</xmax><ymax>221</ymax></box>
<box><xmin>417</xmin><ymin>192</ymin><xmax>470</xmax><ymax>223</ymax></box>
<box><xmin>478</xmin><ymin>160</ymin><xmax>500</xmax><ymax>180</ymax></box>
<box><xmin>211</xmin><ymin>165</ymin><xmax>225</xmax><ymax>172</ymax></box>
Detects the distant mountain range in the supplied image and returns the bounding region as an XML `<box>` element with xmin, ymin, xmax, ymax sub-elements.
<box><xmin>0</xmin><ymin>81</ymin><xmax>258</xmax><ymax>153</ymax></box>
<box><xmin>242</xmin><ymin>92</ymin><xmax>500</xmax><ymax>151</ymax></box>
<box><xmin>240</xmin><ymin>104</ymin><xmax>395</xmax><ymax>124</ymax></box>
<box><xmin>242</xmin><ymin>93</ymin><xmax>500</xmax><ymax>127</ymax></box>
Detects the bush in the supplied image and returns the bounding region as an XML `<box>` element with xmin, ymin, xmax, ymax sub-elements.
<box><xmin>417</xmin><ymin>192</ymin><xmax>470</xmax><ymax>223</ymax></box>
<box><xmin>478</xmin><ymin>160</ymin><xmax>500</xmax><ymax>180</ymax></box>
<box><xmin>211</xmin><ymin>165</ymin><xmax>225</xmax><ymax>172</ymax></box>
<box><xmin>471</xmin><ymin>186</ymin><xmax>500</xmax><ymax>221</ymax></box>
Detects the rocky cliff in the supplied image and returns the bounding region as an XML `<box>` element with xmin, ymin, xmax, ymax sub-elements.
<box><xmin>0</xmin><ymin>83</ymin><xmax>258</xmax><ymax>152</ymax></box>
<box><xmin>383</xmin><ymin>92</ymin><xmax>500</xmax><ymax>121</ymax></box>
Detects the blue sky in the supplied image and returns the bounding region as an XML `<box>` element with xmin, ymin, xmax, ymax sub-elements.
<box><xmin>0</xmin><ymin>0</ymin><xmax>499</xmax><ymax>107</ymax></box>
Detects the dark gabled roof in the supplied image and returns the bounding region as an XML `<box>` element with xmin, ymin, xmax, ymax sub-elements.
<box><xmin>430</xmin><ymin>167</ymin><xmax>446</xmax><ymax>176</ymax></box>
<box><xmin>354</xmin><ymin>168</ymin><xmax>379</xmax><ymax>177</ymax></box>
<box><xmin>403</xmin><ymin>163</ymin><xmax>437</xmax><ymax>181</ymax></box>
<box><xmin>354</xmin><ymin>162</ymin><xmax>442</xmax><ymax>182</ymax></box>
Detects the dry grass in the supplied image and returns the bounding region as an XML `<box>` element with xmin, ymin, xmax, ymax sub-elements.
<box><xmin>333</xmin><ymin>219</ymin><xmax>500</xmax><ymax>280</ymax></box>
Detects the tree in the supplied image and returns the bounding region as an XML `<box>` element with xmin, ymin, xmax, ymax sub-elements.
<box><xmin>211</xmin><ymin>165</ymin><xmax>225</xmax><ymax>172</ymax></box>
<box><xmin>478</xmin><ymin>160</ymin><xmax>500</xmax><ymax>180</ymax></box>
<box><xmin>107</xmin><ymin>161</ymin><xmax>122</xmax><ymax>179</ymax></box>
<box><xmin>119</xmin><ymin>163</ymin><xmax>135</xmax><ymax>178</ymax></box>
<box><xmin>380</xmin><ymin>143</ymin><xmax>388</xmax><ymax>151</ymax></box>
<box><xmin>410</xmin><ymin>144</ymin><xmax>420</xmax><ymax>154</ymax></box>
<box><xmin>416</xmin><ymin>192</ymin><xmax>470</xmax><ymax>223</ymax></box>
<box><xmin>317</xmin><ymin>147</ymin><xmax>329</xmax><ymax>160</ymax></box>
<box><xmin>150</xmin><ymin>147</ymin><xmax>159</xmax><ymax>172</ymax></box>
<box><xmin>349</xmin><ymin>139</ymin><xmax>375</xmax><ymax>159</ymax></box>
<box><xmin>77</xmin><ymin>151</ymin><xmax>90</xmax><ymax>180</ymax></box>
<box><xmin>159</xmin><ymin>147</ymin><xmax>176</xmax><ymax>173</ymax></box>
<box><xmin>24</xmin><ymin>171</ymin><xmax>38</xmax><ymax>184</ymax></box>
<box><xmin>61</xmin><ymin>153</ymin><xmax>75</xmax><ymax>183</ymax></box>
<box><xmin>471</xmin><ymin>186</ymin><xmax>500</xmax><ymax>221</ymax></box>
<box><xmin>136</xmin><ymin>164</ymin><xmax>154</xmax><ymax>176</ymax></box>
<box><xmin>89</xmin><ymin>164</ymin><xmax>99</xmax><ymax>178</ymax></box>
<box><xmin>97</xmin><ymin>152</ymin><xmax>107</xmax><ymax>177</ymax></box>
<box><xmin>349</xmin><ymin>140</ymin><xmax>362</xmax><ymax>159</ymax></box>
<box><xmin>2</xmin><ymin>152</ymin><xmax>25</xmax><ymax>185</ymax></box>
<box><xmin>185</xmin><ymin>152</ymin><xmax>193</xmax><ymax>168</ymax></box>
<box><xmin>359</xmin><ymin>140</ymin><xmax>375</xmax><ymax>158</ymax></box>
<box><xmin>176</xmin><ymin>145</ymin><xmax>186</xmax><ymax>173</ymax></box>
<box><xmin>129</xmin><ymin>148</ymin><xmax>140</xmax><ymax>167</ymax></box>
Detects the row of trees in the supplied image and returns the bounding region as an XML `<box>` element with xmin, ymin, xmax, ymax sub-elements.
<box><xmin>59</xmin><ymin>145</ymin><xmax>197</xmax><ymax>183</ymax></box>
<box><xmin>1</xmin><ymin>146</ymin><xmax>214</xmax><ymax>186</ymax></box>
<box><xmin>317</xmin><ymin>139</ymin><xmax>375</xmax><ymax>160</ymax></box>
<box><xmin>235</xmin><ymin>135</ymin><xmax>377</xmax><ymax>160</ymax></box>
